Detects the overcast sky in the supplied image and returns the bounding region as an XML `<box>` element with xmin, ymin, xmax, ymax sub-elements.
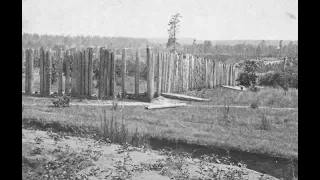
<box><xmin>22</xmin><ymin>0</ymin><xmax>298</xmax><ymax>40</ymax></box>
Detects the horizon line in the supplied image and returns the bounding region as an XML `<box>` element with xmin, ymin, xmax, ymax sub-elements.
<box><xmin>22</xmin><ymin>32</ymin><xmax>297</xmax><ymax>41</ymax></box>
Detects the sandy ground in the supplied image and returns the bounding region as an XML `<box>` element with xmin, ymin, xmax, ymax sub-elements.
<box><xmin>22</xmin><ymin>128</ymin><xmax>278</xmax><ymax>180</ymax></box>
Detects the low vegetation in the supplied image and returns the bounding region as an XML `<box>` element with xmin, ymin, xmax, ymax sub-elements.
<box><xmin>22</xmin><ymin>95</ymin><xmax>298</xmax><ymax>160</ymax></box>
<box><xmin>23</xmin><ymin>127</ymin><xmax>285</xmax><ymax>180</ymax></box>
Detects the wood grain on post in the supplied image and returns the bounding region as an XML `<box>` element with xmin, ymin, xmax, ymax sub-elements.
<box><xmin>110</xmin><ymin>51</ymin><xmax>116</xmax><ymax>97</ymax></box>
<box><xmin>161</xmin><ymin>53</ymin><xmax>165</xmax><ymax>93</ymax></box>
<box><xmin>99</xmin><ymin>48</ymin><xmax>105</xmax><ymax>99</ymax></box>
<box><xmin>65</xmin><ymin>52</ymin><xmax>70</xmax><ymax>94</ymax></box>
<box><xmin>210</xmin><ymin>60</ymin><xmax>213</xmax><ymax>88</ymax></box>
<box><xmin>203</xmin><ymin>58</ymin><xmax>206</xmax><ymax>88</ymax></box>
<box><xmin>25</xmin><ymin>49</ymin><xmax>29</xmax><ymax>93</ymax></box>
<box><xmin>220</xmin><ymin>62</ymin><xmax>223</xmax><ymax>86</ymax></box>
<box><xmin>220</xmin><ymin>63</ymin><xmax>224</xmax><ymax>85</ymax></box>
<box><xmin>105</xmin><ymin>49</ymin><xmax>110</xmax><ymax>97</ymax></box>
<box><xmin>192</xmin><ymin>55</ymin><xmax>195</xmax><ymax>90</ymax></box>
<box><xmin>197</xmin><ymin>57</ymin><xmax>201</xmax><ymax>89</ymax></box>
<box><xmin>82</xmin><ymin>51</ymin><xmax>86</xmax><ymax>96</ymax></box>
<box><xmin>71</xmin><ymin>53</ymin><xmax>77</xmax><ymax>96</ymax></box>
<box><xmin>162</xmin><ymin>53</ymin><xmax>166</xmax><ymax>92</ymax></box>
<box><xmin>216</xmin><ymin>62</ymin><xmax>220</xmax><ymax>86</ymax></box>
<box><xmin>229</xmin><ymin>64</ymin><xmax>232</xmax><ymax>85</ymax></box>
<box><xmin>121</xmin><ymin>49</ymin><xmax>126</xmax><ymax>98</ymax></box>
<box><xmin>165</xmin><ymin>53</ymin><xmax>169</xmax><ymax>92</ymax></box>
<box><xmin>198</xmin><ymin>57</ymin><xmax>202</xmax><ymax>89</ymax></box>
<box><xmin>39</xmin><ymin>47</ymin><xmax>44</xmax><ymax>95</ymax></box>
<box><xmin>135</xmin><ymin>50</ymin><xmax>140</xmax><ymax>97</ymax></box>
<box><xmin>22</xmin><ymin>48</ymin><xmax>25</xmax><ymax>65</ymax></box>
<box><xmin>174</xmin><ymin>54</ymin><xmax>179</xmax><ymax>92</ymax></box>
<box><xmin>71</xmin><ymin>51</ymin><xmax>78</xmax><ymax>97</ymax></box>
<box><xmin>182</xmin><ymin>55</ymin><xmax>186</xmax><ymax>91</ymax></box>
<box><xmin>84</xmin><ymin>50</ymin><xmax>89</xmax><ymax>96</ymax></box>
<box><xmin>190</xmin><ymin>56</ymin><xmax>194</xmax><ymax>90</ymax></box>
<box><xmin>151</xmin><ymin>53</ymin><xmax>155</xmax><ymax>99</ymax></box>
<box><xmin>78</xmin><ymin>51</ymin><xmax>82</xmax><ymax>96</ymax></box>
<box><xmin>28</xmin><ymin>49</ymin><xmax>34</xmax><ymax>94</ymax></box>
<box><xmin>187</xmin><ymin>55</ymin><xmax>191</xmax><ymax>90</ymax></box>
<box><xmin>225</xmin><ymin>64</ymin><xmax>228</xmax><ymax>85</ymax></box>
<box><xmin>88</xmin><ymin>48</ymin><xmax>93</xmax><ymax>97</ymax></box>
<box><xmin>212</xmin><ymin>62</ymin><xmax>216</xmax><ymax>88</ymax></box>
<box><xmin>76</xmin><ymin>51</ymin><xmax>81</xmax><ymax>96</ymax></box>
<box><xmin>156</xmin><ymin>52</ymin><xmax>162</xmax><ymax>96</ymax></box>
<box><xmin>186</xmin><ymin>55</ymin><xmax>190</xmax><ymax>90</ymax></box>
<box><xmin>179</xmin><ymin>55</ymin><xmax>183</xmax><ymax>92</ymax></box>
<box><xmin>225</xmin><ymin>64</ymin><xmax>229</xmax><ymax>85</ymax></box>
<box><xmin>45</xmin><ymin>51</ymin><xmax>51</xmax><ymax>96</ymax></box>
<box><xmin>208</xmin><ymin>60</ymin><xmax>212</xmax><ymax>88</ymax></box>
<box><xmin>171</xmin><ymin>54</ymin><xmax>175</xmax><ymax>92</ymax></box>
<box><xmin>231</xmin><ymin>65</ymin><xmax>234</xmax><ymax>86</ymax></box>
<box><xmin>217</xmin><ymin>62</ymin><xmax>220</xmax><ymax>87</ymax></box>
<box><xmin>146</xmin><ymin>48</ymin><xmax>153</xmax><ymax>102</ymax></box>
<box><xmin>205</xmin><ymin>58</ymin><xmax>208</xmax><ymax>88</ymax></box>
<box><xmin>167</xmin><ymin>53</ymin><xmax>173</xmax><ymax>93</ymax></box>
<box><xmin>58</xmin><ymin>55</ymin><xmax>63</xmax><ymax>96</ymax></box>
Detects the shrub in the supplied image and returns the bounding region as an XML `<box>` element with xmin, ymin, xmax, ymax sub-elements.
<box><xmin>260</xmin><ymin>113</ymin><xmax>272</xmax><ymax>130</ymax></box>
<box><xmin>259</xmin><ymin>72</ymin><xmax>297</xmax><ymax>90</ymax></box>
<box><xmin>250</xmin><ymin>102</ymin><xmax>259</xmax><ymax>109</ymax></box>
<box><xmin>236</xmin><ymin>60</ymin><xmax>258</xmax><ymax>88</ymax></box>
<box><xmin>52</xmin><ymin>95</ymin><xmax>71</xmax><ymax>108</ymax></box>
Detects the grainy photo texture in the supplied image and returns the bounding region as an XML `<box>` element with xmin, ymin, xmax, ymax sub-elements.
<box><xmin>22</xmin><ymin>0</ymin><xmax>298</xmax><ymax>179</ymax></box>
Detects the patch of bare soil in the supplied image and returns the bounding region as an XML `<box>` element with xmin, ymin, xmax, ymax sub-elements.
<box><xmin>22</xmin><ymin>128</ymin><xmax>278</xmax><ymax>180</ymax></box>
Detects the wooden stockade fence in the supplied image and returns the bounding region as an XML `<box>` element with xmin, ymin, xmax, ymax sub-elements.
<box><xmin>23</xmin><ymin>47</ymin><xmax>241</xmax><ymax>102</ymax></box>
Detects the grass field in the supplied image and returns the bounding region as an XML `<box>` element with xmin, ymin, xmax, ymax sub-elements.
<box><xmin>183</xmin><ymin>87</ymin><xmax>298</xmax><ymax>108</ymax></box>
<box><xmin>22</xmin><ymin>95</ymin><xmax>298</xmax><ymax>160</ymax></box>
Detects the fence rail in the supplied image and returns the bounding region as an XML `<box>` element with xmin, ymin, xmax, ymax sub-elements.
<box><xmin>22</xmin><ymin>47</ymin><xmax>242</xmax><ymax>102</ymax></box>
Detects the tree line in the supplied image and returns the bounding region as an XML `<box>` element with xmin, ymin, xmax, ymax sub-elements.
<box><xmin>22</xmin><ymin>33</ymin><xmax>149</xmax><ymax>50</ymax></box>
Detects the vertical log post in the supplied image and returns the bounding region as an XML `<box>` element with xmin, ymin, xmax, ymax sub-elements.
<box><xmin>110</xmin><ymin>51</ymin><xmax>116</xmax><ymax>97</ymax></box>
<box><xmin>39</xmin><ymin>47</ymin><xmax>44</xmax><ymax>95</ymax></box>
<box><xmin>58</xmin><ymin>51</ymin><xmax>63</xmax><ymax>96</ymax></box>
<box><xmin>84</xmin><ymin>50</ymin><xmax>89</xmax><ymax>96</ymax></box>
<box><xmin>45</xmin><ymin>51</ymin><xmax>52</xmax><ymax>96</ymax></box>
<box><xmin>161</xmin><ymin>53</ymin><xmax>165</xmax><ymax>93</ymax></box>
<box><xmin>88</xmin><ymin>48</ymin><xmax>93</xmax><ymax>97</ymax></box>
<box><xmin>163</xmin><ymin>53</ymin><xmax>167</xmax><ymax>92</ymax></box>
<box><xmin>205</xmin><ymin>58</ymin><xmax>208</xmax><ymax>88</ymax></box>
<box><xmin>98</xmin><ymin>48</ymin><xmax>105</xmax><ymax>99</ymax></box>
<box><xmin>135</xmin><ymin>50</ymin><xmax>140</xmax><ymax>97</ymax></box>
<box><xmin>146</xmin><ymin>48</ymin><xmax>154</xmax><ymax>102</ymax></box>
<box><xmin>156</xmin><ymin>52</ymin><xmax>162</xmax><ymax>96</ymax></box>
<box><xmin>65</xmin><ymin>51</ymin><xmax>70</xmax><ymax>94</ymax></box>
<box><xmin>76</xmin><ymin>51</ymin><xmax>81</xmax><ymax>96</ymax></box>
<box><xmin>25</xmin><ymin>49</ymin><xmax>31</xmax><ymax>94</ymax></box>
<box><xmin>121</xmin><ymin>48</ymin><xmax>126</xmax><ymax>98</ymax></box>
<box><xmin>167</xmin><ymin>53</ymin><xmax>173</xmax><ymax>93</ymax></box>
<box><xmin>105</xmin><ymin>49</ymin><xmax>110</xmax><ymax>98</ymax></box>
<box><xmin>71</xmin><ymin>53</ymin><xmax>77</xmax><ymax>96</ymax></box>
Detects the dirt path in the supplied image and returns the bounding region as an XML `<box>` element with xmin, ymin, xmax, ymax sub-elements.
<box><xmin>22</xmin><ymin>128</ymin><xmax>278</xmax><ymax>180</ymax></box>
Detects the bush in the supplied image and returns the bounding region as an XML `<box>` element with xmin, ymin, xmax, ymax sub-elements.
<box><xmin>236</xmin><ymin>60</ymin><xmax>258</xmax><ymax>88</ymax></box>
<box><xmin>250</xmin><ymin>101</ymin><xmax>259</xmax><ymax>109</ymax></box>
<box><xmin>259</xmin><ymin>72</ymin><xmax>298</xmax><ymax>89</ymax></box>
<box><xmin>52</xmin><ymin>95</ymin><xmax>71</xmax><ymax>108</ymax></box>
<box><xmin>260</xmin><ymin>113</ymin><xmax>272</xmax><ymax>130</ymax></box>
